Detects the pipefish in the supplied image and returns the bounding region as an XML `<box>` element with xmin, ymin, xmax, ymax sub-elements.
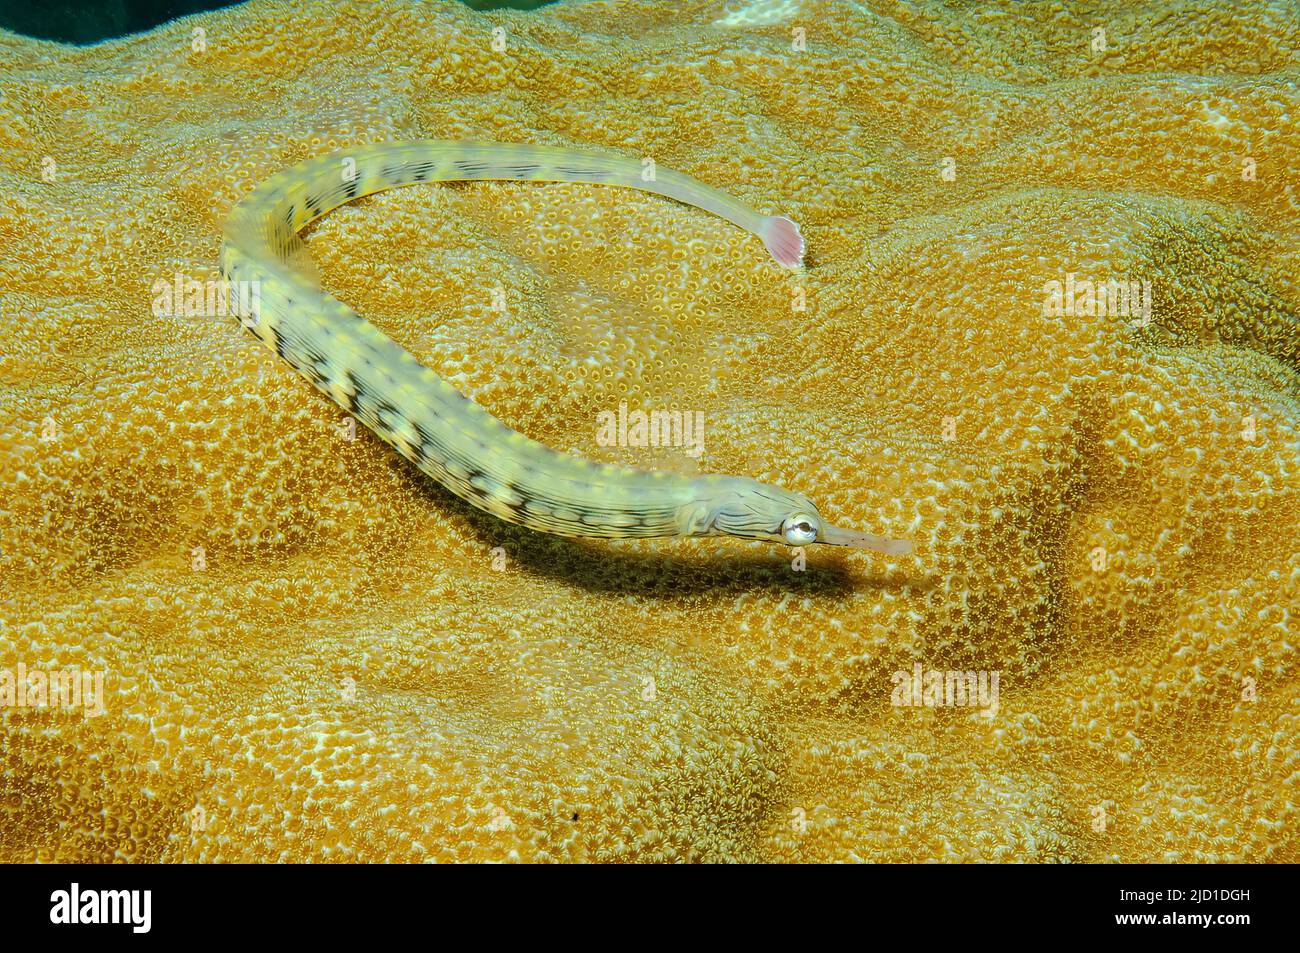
<box><xmin>219</xmin><ymin>141</ymin><xmax>911</xmax><ymax>556</ymax></box>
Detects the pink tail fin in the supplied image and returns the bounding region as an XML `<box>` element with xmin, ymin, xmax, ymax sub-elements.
<box><xmin>761</xmin><ymin>215</ymin><xmax>805</xmax><ymax>268</ymax></box>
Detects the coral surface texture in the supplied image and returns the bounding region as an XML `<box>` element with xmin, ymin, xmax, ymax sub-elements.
<box><xmin>0</xmin><ymin>0</ymin><xmax>1297</xmax><ymax>862</ymax></box>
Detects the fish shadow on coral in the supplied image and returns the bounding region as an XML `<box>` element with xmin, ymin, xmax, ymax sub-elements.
<box><xmin>438</xmin><ymin>481</ymin><xmax>917</xmax><ymax>599</ymax></box>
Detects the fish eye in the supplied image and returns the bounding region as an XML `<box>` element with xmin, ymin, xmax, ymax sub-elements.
<box><xmin>781</xmin><ymin>514</ymin><xmax>818</xmax><ymax>545</ymax></box>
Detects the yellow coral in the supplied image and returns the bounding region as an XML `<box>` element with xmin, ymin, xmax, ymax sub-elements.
<box><xmin>0</xmin><ymin>0</ymin><xmax>1296</xmax><ymax>862</ymax></box>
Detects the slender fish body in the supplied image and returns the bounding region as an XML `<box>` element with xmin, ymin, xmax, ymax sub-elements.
<box><xmin>220</xmin><ymin>141</ymin><xmax>910</xmax><ymax>555</ymax></box>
